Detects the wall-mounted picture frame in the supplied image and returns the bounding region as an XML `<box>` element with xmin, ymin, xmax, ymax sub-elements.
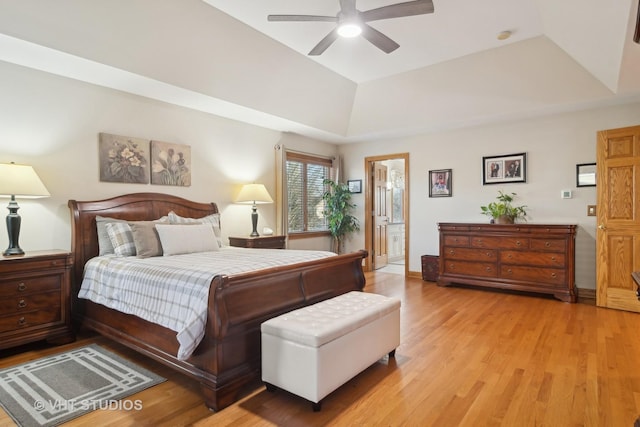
<box><xmin>150</xmin><ymin>140</ymin><xmax>191</xmax><ymax>187</ymax></box>
<box><xmin>347</xmin><ymin>179</ymin><xmax>362</xmax><ymax>193</ymax></box>
<box><xmin>98</xmin><ymin>133</ymin><xmax>149</xmax><ymax>184</ymax></box>
<box><xmin>576</xmin><ymin>163</ymin><xmax>596</xmax><ymax>187</ymax></box>
<box><xmin>482</xmin><ymin>152</ymin><xmax>527</xmax><ymax>185</ymax></box>
<box><xmin>429</xmin><ymin>169</ymin><xmax>452</xmax><ymax>197</ymax></box>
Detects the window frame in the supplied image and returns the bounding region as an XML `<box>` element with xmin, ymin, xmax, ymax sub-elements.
<box><xmin>285</xmin><ymin>151</ymin><xmax>332</xmax><ymax>237</ymax></box>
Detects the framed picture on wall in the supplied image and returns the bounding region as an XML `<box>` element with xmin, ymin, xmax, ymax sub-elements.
<box><xmin>347</xmin><ymin>179</ymin><xmax>362</xmax><ymax>193</ymax></box>
<box><xmin>576</xmin><ymin>163</ymin><xmax>596</xmax><ymax>187</ymax></box>
<box><xmin>429</xmin><ymin>169</ymin><xmax>452</xmax><ymax>197</ymax></box>
<box><xmin>482</xmin><ymin>152</ymin><xmax>527</xmax><ymax>185</ymax></box>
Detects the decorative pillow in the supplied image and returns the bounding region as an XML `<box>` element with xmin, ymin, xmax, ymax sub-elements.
<box><xmin>168</xmin><ymin>211</ymin><xmax>222</xmax><ymax>247</ymax></box>
<box><xmin>105</xmin><ymin>222</ymin><xmax>136</xmax><ymax>256</ymax></box>
<box><xmin>155</xmin><ymin>224</ymin><xmax>219</xmax><ymax>256</ymax></box>
<box><xmin>96</xmin><ymin>216</ymin><xmax>128</xmax><ymax>255</ymax></box>
<box><xmin>129</xmin><ymin>220</ymin><xmax>167</xmax><ymax>258</ymax></box>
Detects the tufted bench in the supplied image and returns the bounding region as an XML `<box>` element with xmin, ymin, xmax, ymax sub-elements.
<box><xmin>261</xmin><ymin>291</ymin><xmax>401</xmax><ymax>411</ymax></box>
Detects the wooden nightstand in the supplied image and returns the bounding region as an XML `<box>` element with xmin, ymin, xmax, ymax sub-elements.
<box><xmin>0</xmin><ymin>250</ymin><xmax>75</xmax><ymax>350</ymax></box>
<box><xmin>228</xmin><ymin>235</ymin><xmax>287</xmax><ymax>249</ymax></box>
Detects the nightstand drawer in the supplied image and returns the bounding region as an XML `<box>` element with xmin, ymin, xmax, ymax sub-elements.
<box><xmin>0</xmin><ymin>274</ymin><xmax>61</xmax><ymax>297</ymax></box>
<box><xmin>0</xmin><ymin>290</ymin><xmax>61</xmax><ymax>314</ymax></box>
<box><xmin>0</xmin><ymin>307</ymin><xmax>62</xmax><ymax>333</ymax></box>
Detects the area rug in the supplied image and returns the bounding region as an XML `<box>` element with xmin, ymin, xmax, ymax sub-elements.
<box><xmin>0</xmin><ymin>344</ymin><xmax>165</xmax><ymax>427</ymax></box>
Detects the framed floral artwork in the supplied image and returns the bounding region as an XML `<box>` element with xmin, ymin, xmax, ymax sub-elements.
<box><xmin>151</xmin><ymin>140</ymin><xmax>191</xmax><ymax>186</ymax></box>
<box><xmin>482</xmin><ymin>152</ymin><xmax>527</xmax><ymax>185</ymax></box>
<box><xmin>99</xmin><ymin>133</ymin><xmax>149</xmax><ymax>184</ymax></box>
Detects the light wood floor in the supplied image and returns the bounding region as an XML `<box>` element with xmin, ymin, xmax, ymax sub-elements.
<box><xmin>2</xmin><ymin>272</ymin><xmax>640</xmax><ymax>426</ymax></box>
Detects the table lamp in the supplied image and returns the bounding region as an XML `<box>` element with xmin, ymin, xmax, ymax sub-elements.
<box><xmin>0</xmin><ymin>163</ymin><xmax>50</xmax><ymax>256</ymax></box>
<box><xmin>236</xmin><ymin>183</ymin><xmax>273</xmax><ymax>237</ymax></box>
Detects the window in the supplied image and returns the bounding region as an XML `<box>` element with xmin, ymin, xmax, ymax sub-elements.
<box><xmin>286</xmin><ymin>152</ymin><xmax>332</xmax><ymax>234</ymax></box>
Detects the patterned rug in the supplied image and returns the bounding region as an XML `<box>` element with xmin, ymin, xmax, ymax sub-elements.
<box><xmin>0</xmin><ymin>344</ymin><xmax>165</xmax><ymax>427</ymax></box>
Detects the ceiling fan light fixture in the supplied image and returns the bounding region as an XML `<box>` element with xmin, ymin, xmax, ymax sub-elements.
<box><xmin>337</xmin><ymin>22</ymin><xmax>362</xmax><ymax>38</ymax></box>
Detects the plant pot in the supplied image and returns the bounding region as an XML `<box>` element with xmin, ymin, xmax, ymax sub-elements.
<box><xmin>495</xmin><ymin>215</ymin><xmax>514</xmax><ymax>224</ymax></box>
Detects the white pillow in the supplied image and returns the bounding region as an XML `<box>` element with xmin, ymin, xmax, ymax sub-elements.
<box><xmin>168</xmin><ymin>211</ymin><xmax>222</xmax><ymax>247</ymax></box>
<box><xmin>155</xmin><ymin>224</ymin><xmax>219</xmax><ymax>256</ymax></box>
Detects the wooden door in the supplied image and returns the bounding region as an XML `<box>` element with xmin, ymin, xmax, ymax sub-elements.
<box><xmin>596</xmin><ymin>125</ymin><xmax>640</xmax><ymax>311</ymax></box>
<box><xmin>373</xmin><ymin>162</ymin><xmax>389</xmax><ymax>270</ymax></box>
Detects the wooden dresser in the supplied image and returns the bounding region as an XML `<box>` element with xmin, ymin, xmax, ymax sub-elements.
<box><xmin>0</xmin><ymin>250</ymin><xmax>75</xmax><ymax>349</ymax></box>
<box><xmin>438</xmin><ymin>223</ymin><xmax>577</xmax><ymax>302</ymax></box>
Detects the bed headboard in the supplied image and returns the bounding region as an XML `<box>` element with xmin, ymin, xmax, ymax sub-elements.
<box><xmin>68</xmin><ymin>192</ymin><xmax>219</xmax><ymax>293</ymax></box>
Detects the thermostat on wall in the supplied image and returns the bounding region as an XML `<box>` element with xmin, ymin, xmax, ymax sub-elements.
<box><xmin>561</xmin><ymin>190</ymin><xmax>572</xmax><ymax>199</ymax></box>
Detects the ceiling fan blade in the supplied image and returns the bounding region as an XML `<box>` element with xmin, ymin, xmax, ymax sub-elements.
<box><xmin>268</xmin><ymin>15</ymin><xmax>337</xmax><ymax>22</ymax></box>
<box><xmin>362</xmin><ymin>0</ymin><xmax>434</xmax><ymax>22</ymax></box>
<box><xmin>361</xmin><ymin>24</ymin><xmax>400</xmax><ymax>53</ymax></box>
<box><xmin>309</xmin><ymin>29</ymin><xmax>340</xmax><ymax>56</ymax></box>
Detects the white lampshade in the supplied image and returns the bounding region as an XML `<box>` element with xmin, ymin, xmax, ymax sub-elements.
<box><xmin>0</xmin><ymin>163</ymin><xmax>50</xmax><ymax>198</ymax></box>
<box><xmin>236</xmin><ymin>183</ymin><xmax>273</xmax><ymax>204</ymax></box>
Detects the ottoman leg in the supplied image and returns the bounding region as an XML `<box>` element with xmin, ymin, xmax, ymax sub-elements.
<box><xmin>388</xmin><ymin>349</ymin><xmax>396</xmax><ymax>358</ymax></box>
<box><xmin>312</xmin><ymin>401</ymin><xmax>322</xmax><ymax>412</ymax></box>
<box><xmin>265</xmin><ymin>383</ymin><xmax>277</xmax><ymax>392</ymax></box>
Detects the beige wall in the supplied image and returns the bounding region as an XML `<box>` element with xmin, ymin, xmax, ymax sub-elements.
<box><xmin>0</xmin><ymin>61</ymin><xmax>337</xmax><ymax>252</ymax></box>
<box><xmin>339</xmin><ymin>101</ymin><xmax>640</xmax><ymax>290</ymax></box>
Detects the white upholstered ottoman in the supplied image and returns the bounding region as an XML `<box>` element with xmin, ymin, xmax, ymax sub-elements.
<box><xmin>261</xmin><ymin>291</ymin><xmax>401</xmax><ymax>411</ymax></box>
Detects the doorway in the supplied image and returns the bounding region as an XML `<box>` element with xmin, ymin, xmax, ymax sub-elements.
<box><xmin>364</xmin><ymin>153</ymin><xmax>409</xmax><ymax>274</ymax></box>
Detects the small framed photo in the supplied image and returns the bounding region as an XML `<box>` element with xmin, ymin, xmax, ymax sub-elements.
<box><xmin>482</xmin><ymin>152</ymin><xmax>527</xmax><ymax>185</ymax></box>
<box><xmin>576</xmin><ymin>163</ymin><xmax>596</xmax><ymax>187</ymax></box>
<box><xmin>429</xmin><ymin>169</ymin><xmax>452</xmax><ymax>197</ymax></box>
<box><xmin>347</xmin><ymin>179</ymin><xmax>362</xmax><ymax>193</ymax></box>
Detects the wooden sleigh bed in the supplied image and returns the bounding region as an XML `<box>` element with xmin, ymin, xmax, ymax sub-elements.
<box><xmin>68</xmin><ymin>192</ymin><xmax>367</xmax><ymax>411</ymax></box>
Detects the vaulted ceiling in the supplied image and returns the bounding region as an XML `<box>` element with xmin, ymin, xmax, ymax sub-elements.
<box><xmin>0</xmin><ymin>0</ymin><xmax>638</xmax><ymax>143</ymax></box>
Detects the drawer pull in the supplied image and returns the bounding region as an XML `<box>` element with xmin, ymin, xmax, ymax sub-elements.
<box><xmin>17</xmin><ymin>299</ymin><xmax>27</xmax><ymax>309</ymax></box>
<box><xmin>486</xmin><ymin>252</ymin><xmax>492</xmax><ymax>257</ymax></box>
<box><xmin>18</xmin><ymin>317</ymin><xmax>26</xmax><ymax>326</ymax></box>
<box><xmin>551</xmin><ymin>256</ymin><xmax>556</xmax><ymax>262</ymax></box>
<box><xmin>507</xmin><ymin>254</ymin><xmax>512</xmax><ymax>258</ymax></box>
<box><xmin>551</xmin><ymin>273</ymin><xmax>557</xmax><ymax>278</ymax></box>
<box><xmin>486</xmin><ymin>267</ymin><xmax>492</xmax><ymax>272</ymax></box>
<box><xmin>545</xmin><ymin>242</ymin><xmax>551</xmax><ymax>247</ymax></box>
<box><xmin>449</xmin><ymin>249</ymin><xmax>455</xmax><ymax>255</ymax></box>
<box><xmin>449</xmin><ymin>263</ymin><xmax>455</xmax><ymax>270</ymax></box>
<box><xmin>516</xmin><ymin>241</ymin><xmax>522</xmax><ymax>246</ymax></box>
<box><xmin>17</xmin><ymin>282</ymin><xmax>27</xmax><ymax>292</ymax></box>
<box><xmin>507</xmin><ymin>269</ymin><xmax>512</xmax><ymax>274</ymax></box>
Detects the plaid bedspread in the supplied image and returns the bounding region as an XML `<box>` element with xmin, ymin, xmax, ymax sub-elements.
<box><xmin>78</xmin><ymin>247</ymin><xmax>335</xmax><ymax>360</ymax></box>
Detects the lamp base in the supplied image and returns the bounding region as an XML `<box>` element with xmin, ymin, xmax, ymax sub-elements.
<box><xmin>250</xmin><ymin>205</ymin><xmax>260</xmax><ymax>237</ymax></box>
<box><xmin>4</xmin><ymin>196</ymin><xmax>24</xmax><ymax>256</ymax></box>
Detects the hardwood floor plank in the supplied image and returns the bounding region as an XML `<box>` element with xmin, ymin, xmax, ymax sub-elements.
<box><xmin>2</xmin><ymin>272</ymin><xmax>640</xmax><ymax>426</ymax></box>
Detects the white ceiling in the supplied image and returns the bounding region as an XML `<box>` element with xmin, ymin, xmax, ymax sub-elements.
<box><xmin>203</xmin><ymin>0</ymin><xmax>545</xmax><ymax>83</ymax></box>
<box><xmin>0</xmin><ymin>0</ymin><xmax>639</xmax><ymax>143</ymax></box>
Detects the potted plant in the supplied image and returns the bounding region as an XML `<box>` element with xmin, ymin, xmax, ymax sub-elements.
<box><xmin>480</xmin><ymin>190</ymin><xmax>527</xmax><ymax>224</ymax></box>
<box><xmin>322</xmin><ymin>179</ymin><xmax>360</xmax><ymax>253</ymax></box>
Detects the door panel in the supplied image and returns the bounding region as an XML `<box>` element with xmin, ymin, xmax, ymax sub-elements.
<box><xmin>596</xmin><ymin>125</ymin><xmax>640</xmax><ymax>311</ymax></box>
<box><xmin>374</xmin><ymin>162</ymin><xmax>389</xmax><ymax>270</ymax></box>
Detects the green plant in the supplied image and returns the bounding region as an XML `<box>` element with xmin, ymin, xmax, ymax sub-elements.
<box><xmin>480</xmin><ymin>190</ymin><xmax>527</xmax><ymax>224</ymax></box>
<box><xmin>322</xmin><ymin>179</ymin><xmax>360</xmax><ymax>253</ymax></box>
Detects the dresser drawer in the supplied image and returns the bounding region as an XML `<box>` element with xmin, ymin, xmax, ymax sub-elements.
<box><xmin>444</xmin><ymin>247</ymin><xmax>497</xmax><ymax>261</ymax></box>
<box><xmin>471</xmin><ymin>236</ymin><xmax>529</xmax><ymax>249</ymax></box>
<box><xmin>0</xmin><ymin>307</ymin><xmax>62</xmax><ymax>333</ymax></box>
<box><xmin>444</xmin><ymin>260</ymin><xmax>497</xmax><ymax>278</ymax></box>
<box><xmin>501</xmin><ymin>251</ymin><xmax>565</xmax><ymax>267</ymax></box>
<box><xmin>443</xmin><ymin>235</ymin><xmax>470</xmax><ymax>247</ymax></box>
<box><xmin>0</xmin><ymin>291</ymin><xmax>61</xmax><ymax>314</ymax></box>
<box><xmin>0</xmin><ymin>275</ymin><xmax>61</xmax><ymax>297</ymax></box>
<box><xmin>530</xmin><ymin>239</ymin><xmax>566</xmax><ymax>251</ymax></box>
<box><xmin>499</xmin><ymin>265</ymin><xmax>565</xmax><ymax>286</ymax></box>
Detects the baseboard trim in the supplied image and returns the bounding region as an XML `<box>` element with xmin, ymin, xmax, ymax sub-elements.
<box><xmin>576</xmin><ymin>287</ymin><xmax>596</xmax><ymax>305</ymax></box>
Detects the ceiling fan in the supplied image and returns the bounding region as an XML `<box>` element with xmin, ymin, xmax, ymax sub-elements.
<box><xmin>267</xmin><ymin>0</ymin><xmax>435</xmax><ymax>55</ymax></box>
